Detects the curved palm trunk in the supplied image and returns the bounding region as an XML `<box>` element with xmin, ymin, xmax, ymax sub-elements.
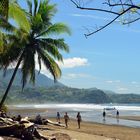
<box><xmin>0</xmin><ymin>51</ymin><xmax>24</xmax><ymax>109</ymax></box>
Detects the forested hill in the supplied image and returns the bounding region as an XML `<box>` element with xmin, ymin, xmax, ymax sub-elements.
<box><xmin>0</xmin><ymin>69</ymin><xmax>140</xmax><ymax>104</ymax></box>
<box><xmin>0</xmin><ymin>69</ymin><xmax>64</xmax><ymax>88</ymax></box>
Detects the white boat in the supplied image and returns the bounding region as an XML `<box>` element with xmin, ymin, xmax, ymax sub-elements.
<box><xmin>104</xmin><ymin>107</ymin><xmax>116</xmax><ymax>110</ymax></box>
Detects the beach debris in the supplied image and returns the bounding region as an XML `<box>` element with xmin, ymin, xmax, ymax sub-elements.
<box><xmin>0</xmin><ymin>116</ymin><xmax>56</xmax><ymax>140</ymax></box>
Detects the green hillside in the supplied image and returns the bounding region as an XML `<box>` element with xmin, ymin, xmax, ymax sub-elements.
<box><xmin>0</xmin><ymin>69</ymin><xmax>140</xmax><ymax>104</ymax></box>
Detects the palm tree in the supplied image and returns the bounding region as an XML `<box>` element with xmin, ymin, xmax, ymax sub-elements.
<box><xmin>0</xmin><ymin>0</ymin><xmax>70</xmax><ymax>108</ymax></box>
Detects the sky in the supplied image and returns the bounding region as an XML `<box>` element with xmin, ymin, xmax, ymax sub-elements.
<box><xmin>20</xmin><ymin>0</ymin><xmax>140</xmax><ymax>94</ymax></box>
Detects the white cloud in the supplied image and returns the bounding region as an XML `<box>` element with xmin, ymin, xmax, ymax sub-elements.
<box><xmin>8</xmin><ymin>56</ymin><xmax>89</xmax><ymax>78</ymax></box>
<box><xmin>106</xmin><ymin>80</ymin><xmax>120</xmax><ymax>84</ymax></box>
<box><xmin>58</xmin><ymin>57</ymin><xmax>89</xmax><ymax>68</ymax></box>
<box><xmin>106</xmin><ymin>80</ymin><xmax>113</xmax><ymax>83</ymax></box>
<box><xmin>71</xmin><ymin>13</ymin><xmax>111</xmax><ymax>21</ymax></box>
<box><xmin>71</xmin><ymin>13</ymin><xmax>120</xmax><ymax>22</ymax></box>
<box><xmin>62</xmin><ymin>73</ymin><xmax>91</xmax><ymax>79</ymax></box>
<box><xmin>35</xmin><ymin>56</ymin><xmax>89</xmax><ymax>78</ymax></box>
<box><xmin>117</xmin><ymin>87</ymin><xmax>128</xmax><ymax>91</ymax></box>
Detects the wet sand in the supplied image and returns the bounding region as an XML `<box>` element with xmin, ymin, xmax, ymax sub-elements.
<box><xmin>38</xmin><ymin>117</ymin><xmax>140</xmax><ymax>140</ymax></box>
<box><xmin>7</xmin><ymin>107</ymin><xmax>140</xmax><ymax>140</ymax></box>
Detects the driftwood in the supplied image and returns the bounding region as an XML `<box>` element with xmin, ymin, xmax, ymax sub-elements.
<box><xmin>0</xmin><ymin>117</ymin><xmax>56</xmax><ymax>140</ymax></box>
<box><xmin>29</xmin><ymin>118</ymin><xmax>65</xmax><ymax>127</ymax></box>
<box><xmin>47</xmin><ymin>119</ymin><xmax>65</xmax><ymax>127</ymax></box>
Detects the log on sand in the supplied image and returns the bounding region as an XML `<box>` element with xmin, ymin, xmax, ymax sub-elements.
<box><xmin>0</xmin><ymin>118</ymin><xmax>56</xmax><ymax>140</ymax></box>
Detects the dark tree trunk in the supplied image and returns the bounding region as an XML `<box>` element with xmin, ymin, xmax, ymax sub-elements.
<box><xmin>0</xmin><ymin>51</ymin><xmax>24</xmax><ymax>109</ymax></box>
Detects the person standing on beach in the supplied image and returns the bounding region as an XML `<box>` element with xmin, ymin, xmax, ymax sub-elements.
<box><xmin>56</xmin><ymin>112</ymin><xmax>61</xmax><ymax>123</ymax></box>
<box><xmin>77</xmin><ymin>112</ymin><xmax>82</xmax><ymax>129</ymax></box>
<box><xmin>64</xmin><ymin>112</ymin><xmax>69</xmax><ymax>128</ymax></box>
<box><xmin>103</xmin><ymin>109</ymin><xmax>106</xmax><ymax>121</ymax></box>
<box><xmin>116</xmin><ymin>110</ymin><xmax>119</xmax><ymax>119</ymax></box>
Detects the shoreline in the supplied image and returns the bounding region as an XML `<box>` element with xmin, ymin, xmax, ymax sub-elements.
<box><xmin>39</xmin><ymin>117</ymin><xmax>140</xmax><ymax>140</ymax></box>
<box><xmin>6</xmin><ymin>107</ymin><xmax>140</xmax><ymax>140</ymax></box>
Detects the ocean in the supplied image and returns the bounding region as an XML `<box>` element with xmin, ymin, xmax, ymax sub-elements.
<box><xmin>8</xmin><ymin>103</ymin><xmax>140</xmax><ymax>128</ymax></box>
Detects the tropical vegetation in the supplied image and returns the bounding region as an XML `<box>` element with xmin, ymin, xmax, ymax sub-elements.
<box><xmin>0</xmin><ymin>69</ymin><xmax>140</xmax><ymax>104</ymax></box>
<box><xmin>0</xmin><ymin>0</ymin><xmax>70</xmax><ymax>108</ymax></box>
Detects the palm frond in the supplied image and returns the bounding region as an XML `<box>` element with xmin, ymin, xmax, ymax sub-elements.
<box><xmin>21</xmin><ymin>46</ymin><xmax>36</xmax><ymax>89</ymax></box>
<box><xmin>33</xmin><ymin>0</ymin><xmax>38</xmax><ymax>16</ymax></box>
<box><xmin>37</xmin><ymin>53</ymin><xmax>41</xmax><ymax>74</ymax></box>
<box><xmin>0</xmin><ymin>18</ymin><xmax>16</xmax><ymax>33</ymax></box>
<box><xmin>40</xmin><ymin>38</ymin><xmax>69</xmax><ymax>52</ymax></box>
<box><xmin>26</xmin><ymin>0</ymin><xmax>32</xmax><ymax>14</ymax></box>
<box><xmin>0</xmin><ymin>37</ymin><xmax>22</xmax><ymax>69</ymax></box>
<box><xmin>9</xmin><ymin>2</ymin><xmax>30</xmax><ymax>32</ymax></box>
<box><xmin>38</xmin><ymin>0</ymin><xmax>57</xmax><ymax>23</ymax></box>
<box><xmin>0</xmin><ymin>32</ymin><xmax>4</xmax><ymax>51</ymax></box>
<box><xmin>39</xmin><ymin>39</ymin><xmax>63</xmax><ymax>61</ymax></box>
<box><xmin>37</xmin><ymin>47</ymin><xmax>61</xmax><ymax>80</ymax></box>
<box><xmin>36</xmin><ymin>23</ymin><xmax>71</xmax><ymax>38</ymax></box>
<box><xmin>31</xmin><ymin>13</ymin><xmax>43</xmax><ymax>34</ymax></box>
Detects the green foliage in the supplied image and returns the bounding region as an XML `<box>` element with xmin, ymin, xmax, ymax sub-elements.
<box><xmin>0</xmin><ymin>82</ymin><xmax>140</xmax><ymax>104</ymax></box>
<box><xmin>9</xmin><ymin>2</ymin><xmax>30</xmax><ymax>32</ymax></box>
<box><xmin>0</xmin><ymin>0</ymin><xmax>70</xmax><ymax>89</ymax></box>
<box><xmin>0</xmin><ymin>69</ymin><xmax>140</xmax><ymax>104</ymax></box>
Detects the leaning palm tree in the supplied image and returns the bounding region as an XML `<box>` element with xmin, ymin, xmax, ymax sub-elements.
<box><xmin>0</xmin><ymin>0</ymin><xmax>70</xmax><ymax>108</ymax></box>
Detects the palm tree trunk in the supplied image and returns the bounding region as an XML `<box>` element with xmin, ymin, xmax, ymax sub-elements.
<box><xmin>0</xmin><ymin>51</ymin><xmax>24</xmax><ymax>109</ymax></box>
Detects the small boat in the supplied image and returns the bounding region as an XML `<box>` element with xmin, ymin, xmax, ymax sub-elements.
<box><xmin>104</xmin><ymin>107</ymin><xmax>116</xmax><ymax>110</ymax></box>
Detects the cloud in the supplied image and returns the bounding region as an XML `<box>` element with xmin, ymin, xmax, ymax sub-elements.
<box><xmin>58</xmin><ymin>57</ymin><xmax>89</xmax><ymax>68</ymax></box>
<box><xmin>71</xmin><ymin>13</ymin><xmax>120</xmax><ymax>22</ymax></box>
<box><xmin>106</xmin><ymin>80</ymin><xmax>120</xmax><ymax>84</ymax></box>
<box><xmin>62</xmin><ymin>73</ymin><xmax>91</xmax><ymax>79</ymax></box>
<box><xmin>117</xmin><ymin>87</ymin><xmax>128</xmax><ymax>91</ymax></box>
<box><xmin>35</xmin><ymin>57</ymin><xmax>89</xmax><ymax>78</ymax></box>
<box><xmin>106</xmin><ymin>80</ymin><xmax>113</xmax><ymax>83</ymax></box>
<box><xmin>8</xmin><ymin>56</ymin><xmax>89</xmax><ymax>78</ymax></box>
<box><xmin>71</xmin><ymin>13</ymin><xmax>110</xmax><ymax>21</ymax></box>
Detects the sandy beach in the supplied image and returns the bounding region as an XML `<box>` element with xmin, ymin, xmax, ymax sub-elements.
<box><xmin>7</xmin><ymin>106</ymin><xmax>140</xmax><ymax>140</ymax></box>
<box><xmin>37</xmin><ymin>117</ymin><xmax>140</xmax><ymax>140</ymax></box>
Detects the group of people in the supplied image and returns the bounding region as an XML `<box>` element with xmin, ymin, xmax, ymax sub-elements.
<box><xmin>103</xmin><ymin>109</ymin><xmax>119</xmax><ymax>121</ymax></box>
<box><xmin>57</xmin><ymin>112</ymin><xmax>82</xmax><ymax>129</ymax></box>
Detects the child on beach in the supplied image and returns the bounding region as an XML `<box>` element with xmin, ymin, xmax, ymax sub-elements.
<box><xmin>64</xmin><ymin>112</ymin><xmax>69</xmax><ymax>128</ymax></box>
<box><xmin>76</xmin><ymin>112</ymin><xmax>82</xmax><ymax>129</ymax></box>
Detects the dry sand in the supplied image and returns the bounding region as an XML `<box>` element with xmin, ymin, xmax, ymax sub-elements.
<box><xmin>38</xmin><ymin>118</ymin><xmax>140</xmax><ymax>140</ymax></box>
<box><xmin>7</xmin><ymin>107</ymin><xmax>140</xmax><ymax>140</ymax></box>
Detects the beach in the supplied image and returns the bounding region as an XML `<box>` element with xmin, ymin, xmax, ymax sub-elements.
<box><xmin>7</xmin><ymin>104</ymin><xmax>140</xmax><ymax>140</ymax></box>
<box><xmin>38</xmin><ymin>117</ymin><xmax>140</xmax><ymax>140</ymax></box>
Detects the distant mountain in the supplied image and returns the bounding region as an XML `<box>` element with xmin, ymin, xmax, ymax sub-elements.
<box><xmin>103</xmin><ymin>90</ymin><xmax>117</xmax><ymax>95</ymax></box>
<box><xmin>0</xmin><ymin>69</ymin><xmax>64</xmax><ymax>88</ymax></box>
<box><xmin>0</xmin><ymin>69</ymin><xmax>140</xmax><ymax>104</ymax></box>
